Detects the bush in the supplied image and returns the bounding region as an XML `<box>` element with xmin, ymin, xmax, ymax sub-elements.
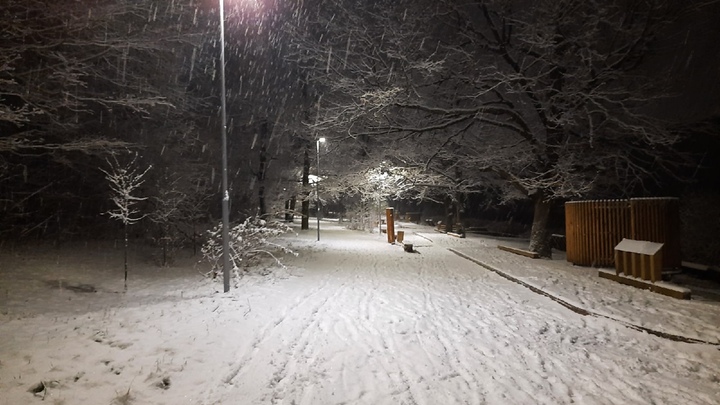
<box><xmin>201</xmin><ymin>217</ymin><xmax>296</xmax><ymax>279</ymax></box>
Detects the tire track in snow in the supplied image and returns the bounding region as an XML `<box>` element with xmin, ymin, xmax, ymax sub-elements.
<box><xmin>222</xmin><ymin>271</ymin><xmax>338</xmax><ymax>385</ymax></box>
<box><xmin>266</xmin><ymin>283</ymin><xmax>348</xmax><ymax>403</ymax></box>
<box><xmin>415</xmin><ymin>247</ymin><xmax>484</xmax><ymax>400</ymax></box>
<box><xmin>292</xmin><ymin>246</ymin><xmax>442</xmax><ymax>405</ymax></box>
<box><xmin>391</xmin><ymin>244</ymin><xmax>489</xmax><ymax>401</ymax></box>
<box><xmin>399</xmin><ymin>239</ymin><xmax>646</xmax><ymax>404</ymax></box>
<box><xmin>331</xmin><ymin>248</ymin><xmax>424</xmax><ymax>404</ymax></box>
<box><xmin>372</xmin><ymin>242</ymin><xmax>491</xmax><ymax>404</ymax></box>
<box><xmin>221</xmin><ymin>245</ymin><xmax>400</xmax><ymax>404</ymax></box>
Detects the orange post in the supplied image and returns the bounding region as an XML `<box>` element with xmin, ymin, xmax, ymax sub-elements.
<box><xmin>385</xmin><ymin>208</ymin><xmax>395</xmax><ymax>243</ymax></box>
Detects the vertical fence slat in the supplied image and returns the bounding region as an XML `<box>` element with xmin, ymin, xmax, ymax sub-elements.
<box><xmin>599</xmin><ymin>200</ymin><xmax>605</xmax><ymax>266</ymax></box>
<box><xmin>583</xmin><ymin>201</ymin><xmax>588</xmax><ymax>265</ymax></box>
<box><xmin>565</xmin><ymin>202</ymin><xmax>576</xmax><ymax>264</ymax></box>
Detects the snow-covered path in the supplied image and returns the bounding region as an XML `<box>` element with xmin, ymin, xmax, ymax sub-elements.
<box><xmin>1</xmin><ymin>222</ymin><xmax>719</xmax><ymax>405</ymax></box>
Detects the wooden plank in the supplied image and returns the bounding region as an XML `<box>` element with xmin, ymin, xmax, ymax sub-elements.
<box><xmin>598</xmin><ymin>269</ymin><xmax>691</xmax><ymax>299</ymax></box>
<box><xmin>498</xmin><ymin>245</ymin><xmax>540</xmax><ymax>259</ymax></box>
<box><xmin>565</xmin><ymin>203</ymin><xmax>576</xmax><ymax>263</ymax></box>
<box><xmin>631</xmin><ymin>251</ymin><xmax>640</xmax><ymax>278</ymax></box>
<box><xmin>582</xmin><ymin>201</ymin><xmax>590</xmax><ymax>264</ymax></box>
<box><xmin>600</xmin><ymin>201</ymin><xmax>606</xmax><ymax>263</ymax></box>
<box><xmin>651</xmin><ymin>251</ymin><xmax>662</xmax><ymax>283</ymax></box>
<box><xmin>682</xmin><ymin>261</ymin><xmax>720</xmax><ymax>273</ymax></box>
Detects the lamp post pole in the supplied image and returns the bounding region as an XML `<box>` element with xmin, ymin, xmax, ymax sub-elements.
<box><xmin>219</xmin><ymin>0</ymin><xmax>231</xmax><ymax>293</ymax></box>
<box><xmin>316</xmin><ymin>137</ymin><xmax>325</xmax><ymax>241</ymax></box>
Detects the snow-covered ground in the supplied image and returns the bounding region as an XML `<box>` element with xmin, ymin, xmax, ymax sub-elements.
<box><xmin>1</xmin><ymin>221</ymin><xmax>719</xmax><ymax>405</ymax></box>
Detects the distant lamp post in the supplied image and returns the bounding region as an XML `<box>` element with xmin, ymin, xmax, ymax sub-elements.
<box><xmin>219</xmin><ymin>0</ymin><xmax>231</xmax><ymax>292</ymax></box>
<box><xmin>316</xmin><ymin>137</ymin><xmax>326</xmax><ymax>241</ymax></box>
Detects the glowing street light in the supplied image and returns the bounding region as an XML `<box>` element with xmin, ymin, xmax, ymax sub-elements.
<box><xmin>316</xmin><ymin>137</ymin><xmax>326</xmax><ymax>241</ymax></box>
<box><xmin>219</xmin><ymin>0</ymin><xmax>231</xmax><ymax>292</ymax></box>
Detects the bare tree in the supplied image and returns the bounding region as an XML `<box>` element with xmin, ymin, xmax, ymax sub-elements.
<box><xmin>149</xmin><ymin>176</ymin><xmax>188</xmax><ymax>267</ymax></box>
<box><xmin>202</xmin><ymin>217</ymin><xmax>296</xmax><ymax>282</ymax></box>
<box><xmin>101</xmin><ymin>153</ymin><xmax>151</xmax><ymax>289</ymax></box>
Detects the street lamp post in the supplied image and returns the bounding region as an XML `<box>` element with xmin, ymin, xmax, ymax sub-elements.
<box><xmin>316</xmin><ymin>137</ymin><xmax>325</xmax><ymax>241</ymax></box>
<box><xmin>219</xmin><ymin>0</ymin><xmax>231</xmax><ymax>293</ymax></box>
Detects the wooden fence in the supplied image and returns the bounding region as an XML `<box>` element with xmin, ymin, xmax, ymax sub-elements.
<box><xmin>565</xmin><ymin>198</ymin><xmax>680</xmax><ymax>269</ymax></box>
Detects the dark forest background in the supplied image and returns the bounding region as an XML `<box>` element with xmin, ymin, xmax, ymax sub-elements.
<box><xmin>1</xmin><ymin>0</ymin><xmax>718</xmax><ymax>265</ymax></box>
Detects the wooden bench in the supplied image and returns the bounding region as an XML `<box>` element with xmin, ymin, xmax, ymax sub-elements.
<box><xmin>497</xmin><ymin>245</ymin><xmax>540</xmax><ymax>258</ymax></box>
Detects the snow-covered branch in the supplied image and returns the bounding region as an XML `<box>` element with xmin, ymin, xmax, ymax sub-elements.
<box><xmin>201</xmin><ymin>217</ymin><xmax>296</xmax><ymax>280</ymax></box>
<box><xmin>101</xmin><ymin>153</ymin><xmax>152</xmax><ymax>226</ymax></box>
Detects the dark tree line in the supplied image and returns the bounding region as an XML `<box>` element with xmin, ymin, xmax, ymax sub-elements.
<box><xmin>1</xmin><ymin>0</ymin><xmax>717</xmax><ymax>263</ymax></box>
<box><xmin>0</xmin><ymin>0</ymin><xmax>314</xmax><ymax>246</ymax></box>
<box><xmin>0</xmin><ymin>0</ymin><xmax>216</xmax><ymax>242</ymax></box>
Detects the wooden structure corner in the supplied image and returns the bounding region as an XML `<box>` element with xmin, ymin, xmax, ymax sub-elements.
<box><xmin>498</xmin><ymin>245</ymin><xmax>540</xmax><ymax>259</ymax></box>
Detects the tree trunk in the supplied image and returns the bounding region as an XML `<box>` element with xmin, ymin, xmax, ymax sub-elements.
<box><xmin>301</xmin><ymin>148</ymin><xmax>310</xmax><ymax>230</ymax></box>
<box><xmin>284</xmin><ymin>197</ymin><xmax>296</xmax><ymax>222</ymax></box>
<box><xmin>454</xmin><ymin>192</ymin><xmax>465</xmax><ymax>236</ymax></box>
<box><xmin>257</xmin><ymin>122</ymin><xmax>268</xmax><ymax>217</ymax></box>
<box><xmin>192</xmin><ymin>222</ymin><xmax>197</xmax><ymax>256</ymax></box>
<box><xmin>123</xmin><ymin>222</ymin><xmax>128</xmax><ymax>291</ymax></box>
<box><xmin>528</xmin><ymin>192</ymin><xmax>553</xmax><ymax>258</ymax></box>
<box><xmin>162</xmin><ymin>226</ymin><xmax>168</xmax><ymax>267</ymax></box>
<box><xmin>451</xmin><ymin>167</ymin><xmax>464</xmax><ymax>234</ymax></box>
<box><xmin>444</xmin><ymin>195</ymin><xmax>454</xmax><ymax>233</ymax></box>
